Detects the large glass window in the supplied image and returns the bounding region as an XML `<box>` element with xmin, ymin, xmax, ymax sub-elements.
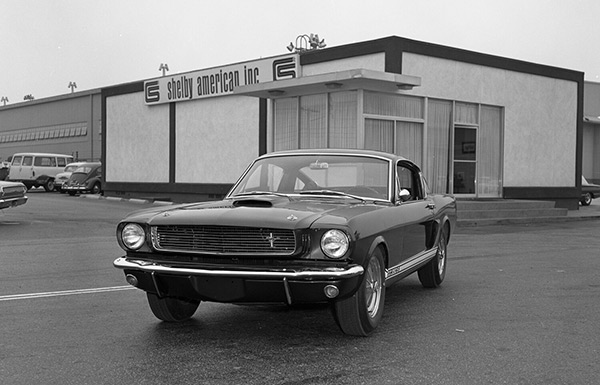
<box><xmin>273</xmin><ymin>91</ymin><xmax>358</xmax><ymax>151</ymax></box>
<box><xmin>365</xmin><ymin>119</ymin><xmax>394</xmax><ymax>153</ymax></box>
<box><xmin>478</xmin><ymin>105</ymin><xmax>503</xmax><ymax>197</ymax></box>
<box><xmin>364</xmin><ymin>119</ymin><xmax>423</xmax><ymax>164</ymax></box>
<box><xmin>329</xmin><ymin>91</ymin><xmax>358</xmax><ymax>148</ymax></box>
<box><xmin>426</xmin><ymin>99</ymin><xmax>452</xmax><ymax>194</ymax></box>
<box><xmin>299</xmin><ymin>94</ymin><xmax>327</xmax><ymax>148</ymax></box>
<box><xmin>274</xmin><ymin>98</ymin><xmax>298</xmax><ymax>151</ymax></box>
<box><xmin>364</xmin><ymin>92</ymin><xmax>423</xmax><ymax>118</ymax></box>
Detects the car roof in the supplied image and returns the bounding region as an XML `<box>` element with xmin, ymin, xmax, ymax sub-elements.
<box><xmin>259</xmin><ymin>148</ymin><xmax>411</xmax><ymax>163</ymax></box>
<box><xmin>12</xmin><ymin>152</ymin><xmax>73</xmax><ymax>157</ymax></box>
<box><xmin>75</xmin><ymin>162</ymin><xmax>101</xmax><ymax>167</ymax></box>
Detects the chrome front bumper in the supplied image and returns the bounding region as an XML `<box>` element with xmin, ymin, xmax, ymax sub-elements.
<box><xmin>113</xmin><ymin>257</ymin><xmax>364</xmax><ymax>280</ymax></box>
<box><xmin>114</xmin><ymin>257</ymin><xmax>365</xmax><ymax>304</ymax></box>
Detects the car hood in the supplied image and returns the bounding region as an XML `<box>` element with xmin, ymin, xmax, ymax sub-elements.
<box><xmin>123</xmin><ymin>195</ymin><xmax>388</xmax><ymax>230</ymax></box>
<box><xmin>56</xmin><ymin>172</ymin><xmax>72</xmax><ymax>179</ymax></box>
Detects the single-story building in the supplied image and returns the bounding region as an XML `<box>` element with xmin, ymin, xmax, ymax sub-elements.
<box><xmin>1</xmin><ymin>36</ymin><xmax>591</xmax><ymax>209</ymax></box>
<box><xmin>101</xmin><ymin>36</ymin><xmax>584</xmax><ymax>209</ymax></box>
<box><xmin>0</xmin><ymin>90</ymin><xmax>102</xmax><ymax>163</ymax></box>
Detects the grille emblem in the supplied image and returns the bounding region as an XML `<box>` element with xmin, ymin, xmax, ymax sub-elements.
<box><xmin>264</xmin><ymin>232</ymin><xmax>280</xmax><ymax>248</ymax></box>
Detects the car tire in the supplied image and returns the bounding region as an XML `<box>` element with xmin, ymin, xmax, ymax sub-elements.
<box><xmin>581</xmin><ymin>193</ymin><xmax>592</xmax><ymax>206</ymax></box>
<box><xmin>332</xmin><ymin>247</ymin><xmax>386</xmax><ymax>336</ymax></box>
<box><xmin>418</xmin><ymin>225</ymin><xmax>448</xmax><ymax>288</ymax></box>
<box><xmin>91</xmin><ymin>182</ymin><xmax>101</xmax><ymax>194</ymax></box>
<box><xmin>146</xmin><ymin>293</ymin><xmax>200</xmax><ymax>322</ymax></box>
<box><xmin>68</xmin><ymin>191</ymin><xmax>77</xmax><ymax>196</ymax></box>
<box><xmin>43</xmin><ymin>179</ymin><xmax>55</xmax><ymax>192</ymax></box>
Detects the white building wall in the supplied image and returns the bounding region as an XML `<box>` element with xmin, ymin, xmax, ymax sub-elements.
<box><xmin>175</xmin><ymin>95</ymin><xmax>259</xmax><ymax>183</ymax></box>
<box><xmin>401</xmin><ymin>53</ymin><xmax>578</xmax><ymax>187</ymax></box>
<box><xmin>106</xmin><ymin>92</ymin><xmax>170</xmax><ymax>182</ymax></box>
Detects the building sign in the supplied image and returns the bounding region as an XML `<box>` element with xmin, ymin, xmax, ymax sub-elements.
<box><xmin>144</xmin><ymin>54</ymin><xmax>298</xmax><ymax>105</ymax></box>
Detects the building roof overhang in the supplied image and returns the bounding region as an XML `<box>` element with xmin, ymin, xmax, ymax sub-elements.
<box><xmin>234</xmin><ymin>68</ymin><xmax>421</xmax><ymax>99</ymax></box>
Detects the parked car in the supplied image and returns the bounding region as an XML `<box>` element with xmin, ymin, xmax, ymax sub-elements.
<box><xmin>8</xmin><ymin>152</ymin><xmax>73</xmax><ymax>191</ymax></box>
<box><xmin>62</xmin><ymin>163</ymin><xmax>102</xmax><ymax>196</ymax></box>
<box><xmin>0</xmin><ymin>180</ymin><xmax>28</xmax><ymax>210</ymax></box>
<box><xmin>581</xmin><ymin>176</ymin><xmax>600</xmax><ymax>206</ymax></box>
<box><xmin>114</xmin><ymin>149</ymin><xmax>457</xmax><ymax>336</ymax></box>
<box><xmin>54</xmin><ymin>162</ymin><xmax>87</xmax><ymax>192</ymax></box>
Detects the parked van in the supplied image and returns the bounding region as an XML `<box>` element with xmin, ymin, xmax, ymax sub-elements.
<box><xmin>8</xmin><ymin>153</ymin><xmax>74</xmax><ymax>191</ymax></box>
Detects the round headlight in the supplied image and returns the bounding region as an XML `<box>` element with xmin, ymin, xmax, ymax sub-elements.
<box><xmin>321</xmin><ymin>229</ymin><xmax>349</xmax><ymax>259</ymax></box>
<box><xmin>121</xmin><ymin>223</ymin><xmax>146</xmax><ymax>250</ymax></box>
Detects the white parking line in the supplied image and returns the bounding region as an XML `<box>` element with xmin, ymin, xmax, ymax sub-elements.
<box><xmin>0</xmin><ymin>285</ymin><xmax>135</xmax><ymax>302</ymax></box>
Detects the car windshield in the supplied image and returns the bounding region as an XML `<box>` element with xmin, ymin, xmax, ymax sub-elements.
<box><xmin>229</xmin><ymin>154</ymin><xmax>390</xmax><ymax>200</ymax></box>
<box><xmin>64</xmin><ymin>165</ymin><xmax>80</xmax><ymax>172</ymax></box>
<box><xmin>73</xmin><ymin>166</ymin><xmax>95</xmax><ymax>174</ymax></box>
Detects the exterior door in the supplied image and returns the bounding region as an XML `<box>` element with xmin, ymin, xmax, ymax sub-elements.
<box><xmin>453</xmin><ymin>126</ymin><xmax>477</xmax><ymax>195</ymax></box>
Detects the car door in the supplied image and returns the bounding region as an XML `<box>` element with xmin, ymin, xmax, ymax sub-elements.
<box><xmin>20</xmin><ymin>155</ymin><xmax>34</xmax><ymax>180</ymax></box>
<box><xmin>396</xmin><ymin>161</ymin><xmax>434</xmax><ymax>261</ymax></box>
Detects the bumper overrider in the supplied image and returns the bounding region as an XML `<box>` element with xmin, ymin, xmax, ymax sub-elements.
<box><xmin>114</xmin><ymin>257</ymin><xmax>364</xmax><ymax>305</ymax></box>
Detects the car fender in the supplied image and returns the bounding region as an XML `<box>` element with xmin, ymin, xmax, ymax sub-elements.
<box><xmin>365</xmin><ymin>235</ymin><xmax>389</xmax><ymax>269</ymax></box>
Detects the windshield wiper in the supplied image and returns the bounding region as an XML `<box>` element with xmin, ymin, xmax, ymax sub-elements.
<box><xmin>298</xmin><ymin>190</ymin><xmax>366</xmax><ymax>202</ymax></box>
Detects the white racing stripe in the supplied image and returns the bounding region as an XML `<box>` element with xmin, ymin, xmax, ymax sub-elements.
<box><xmin>0</xmin><ymin>285</ymin><xmax>135</xmax><ymax>302</ymax></box>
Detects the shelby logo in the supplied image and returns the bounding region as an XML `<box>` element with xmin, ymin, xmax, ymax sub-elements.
<box><xmin>145</xmin><ymin>81</ymin><xmax>160</xmax><ymax>103</ymax></box>
<box><xmin>273</xmin><ymin>57</ymin><xmax>296</xmax><ymax>80</ymax></box>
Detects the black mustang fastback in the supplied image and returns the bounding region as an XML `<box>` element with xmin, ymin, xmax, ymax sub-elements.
<box><xmin>114</xmin><ymin>149</ymin><xmax>456</xmax><ymax>336</ymax></box>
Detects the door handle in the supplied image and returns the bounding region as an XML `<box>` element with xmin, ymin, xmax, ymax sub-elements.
<box><xmin>426</xmin><ymin>203</ymin><xmax>435</xmax><ymax>210</ymax></box>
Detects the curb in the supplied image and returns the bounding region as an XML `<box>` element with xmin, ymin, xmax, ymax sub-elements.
<box><xmin>79</xmin><ymin>194</ymin><xmax>175</xmax><ymax>206</ymax></box>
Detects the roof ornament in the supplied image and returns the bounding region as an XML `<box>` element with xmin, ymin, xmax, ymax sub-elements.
<box><xmin>287</xmin><ymin>34</ymin><xmax>326</xmax><ymax>53</ymax></box>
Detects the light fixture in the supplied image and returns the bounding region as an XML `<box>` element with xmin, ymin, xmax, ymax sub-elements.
<box><xmin>325</xmin><ymin>82</ymin><xmax>343</xmax><ymax>89</ymax></box>
<box><xmin>268</xmin><ymin>90</ymin><xmax>285</xmax><ymax>96</ymax></box>
<box><xmin>397</xmin><ymin>84</ymin><xmax>414</xmax><ymax>90</ymax></box>
<box><xmin>159</xmin><ymin>63</ymin><xmax>170</xmax><ymax>76</ymax></box>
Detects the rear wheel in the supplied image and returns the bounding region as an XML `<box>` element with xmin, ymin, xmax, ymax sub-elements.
<box><xmin>418</xmin><ymin>225</ymin><xmax>448</xmax><ymax>288</ymax></box>
<box><xmin>146</xmin><ymin>293</ymin><xmax>200</xmax><ymax>322</ymax></box>
<box><xmin>581</xmin><ymin>192</ymin><xmax>592</xmax><ymax>206</ymax></box>
<box><xmin>91</xmin><ymin>182</ymin><xmax>101</xmax><ymax>194</ymax></box>
<box><xmin>332</xmin><ymin>247</ymin><xmax>386</xmax><ymax>336</ymax></box>
<box><xmin>43</xmin><ymin>179</ymin><xmax>55</xmax><ymax>192</ymax></box>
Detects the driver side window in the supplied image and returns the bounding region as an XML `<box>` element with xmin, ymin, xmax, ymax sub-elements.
<box><xmin>397</xmin><ymin>164</ymin><xmax>422</xmax><ymax>201</ymax></box>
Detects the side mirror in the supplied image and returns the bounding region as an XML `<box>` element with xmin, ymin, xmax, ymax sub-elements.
<box><xmin>398</xmin><ymin>189</ymin><xmax>411</xmax><ymax>202</ymax></box>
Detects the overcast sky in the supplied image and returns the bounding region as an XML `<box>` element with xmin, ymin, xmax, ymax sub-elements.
<box><xmin>1</xmin><ymin>0</ymin><xmax>599</xmax><ymax>103</ymax></box>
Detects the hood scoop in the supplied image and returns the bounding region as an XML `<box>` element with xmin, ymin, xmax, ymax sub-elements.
<box><xmin>232</xmin><ymin>198</ymin><xmax>274</xmax><ymax>208</ymax></box>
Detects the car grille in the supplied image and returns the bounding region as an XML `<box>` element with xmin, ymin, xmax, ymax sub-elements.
<box><xmin>1</xmin><ymin>186</ymin><xmax>25</xmax><ymax>198</ymax></box>
<box><xmin>151</xmin><ymin>225</ymin><xmax>297</xmax><ymax>256</ymax></box>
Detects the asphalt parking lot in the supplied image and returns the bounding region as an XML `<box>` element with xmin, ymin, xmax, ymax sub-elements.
<box><xmin>1</xmin><ymin>191</ymin><xmax>599</xmax><ymax>385</ymax></box>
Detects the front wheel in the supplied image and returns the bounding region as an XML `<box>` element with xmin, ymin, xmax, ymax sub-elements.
<box><xmin>418</xmin><ymin>225</ymin><xmax>448</xmax><ymax>288</ymax></box>
<box><xmin>332</xmin><ymin>247</ymin><xmax>386</xmax><ymax>336</ymax></box>
<box><xmin>146</xmin><ymin>293</ymin><xmax>200</xmax><ymax>322</ymax></box>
